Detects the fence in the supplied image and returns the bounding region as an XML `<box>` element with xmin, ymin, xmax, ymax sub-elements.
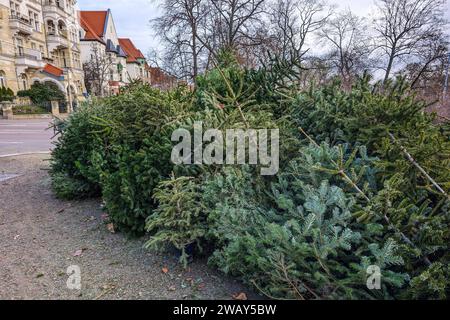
<box><xmin>1</xmin><ymin>100</ymin><xmax>70</xmax><ymax>119</ymax></box>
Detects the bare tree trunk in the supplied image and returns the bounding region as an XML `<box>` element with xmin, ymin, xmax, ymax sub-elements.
<box><xmin>192</xmin><ymin>24</ymin><xmax>198</xmax><ymax>83</ymax></box>
<box><xmin>384</xmin><ymin>47</ymin><xmax>396</xmax><ymax>83</ymax></box>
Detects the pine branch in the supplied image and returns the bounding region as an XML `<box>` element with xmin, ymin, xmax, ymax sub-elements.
<box><xmin>388</xmin><ymin>132</ymin><xmax>449</xmax><ymax>199</ymax></box>
<box><xmin>299</xmin><ymin>127</ymin><xmax>432</xmax><ymax>267</ymax></box>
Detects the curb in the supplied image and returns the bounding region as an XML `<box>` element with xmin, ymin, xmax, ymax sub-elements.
<box><xmin>0</xmin><ymin>151</ymin><xmax>51</xmax><ymax>159</ymax></box>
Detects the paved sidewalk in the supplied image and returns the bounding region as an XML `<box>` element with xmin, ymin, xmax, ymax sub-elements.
<box><xmin>0</xmin><ymin>155</ymin><xmax>255</xmax><ymax>300</ymax></box>
<box><xmin>0</xmin><ymin>120</ymin><xmax>54</xmax><ymax>157</ymax></box>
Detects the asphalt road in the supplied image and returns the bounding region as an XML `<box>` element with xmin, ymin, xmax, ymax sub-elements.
<box><xmin>0</xmin><ymin>120</ymin><xmax>55</xmax><ymax>157</ymax></box>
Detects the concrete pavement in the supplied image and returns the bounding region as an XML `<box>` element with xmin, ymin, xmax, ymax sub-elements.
<box><xmin>0</xmin><ymin>120</ymin><xmax>55</xmax><ymax>157</ymax></box>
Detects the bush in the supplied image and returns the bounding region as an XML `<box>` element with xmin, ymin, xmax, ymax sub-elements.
<box><xmin>0</xmin><ymin>86</ymin><xmax>14</xmax><ymax>102</ymax></box>
<box><xmin>18</xmin><ymin>82</ymin><xmax>65</xmax><ymax>104</ymax></box>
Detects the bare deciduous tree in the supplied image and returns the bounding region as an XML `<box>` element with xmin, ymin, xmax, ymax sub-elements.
<box><xmin>83</xmin><ymin>43</ymin><xmax>114</xmax><ymax>97</ymax></box>
<box><xmin>320</xmin><ymin>10</ymin><xmax>371</xmax><ymax>88</ymax></box>
<box><xmin>151</xmin><ymin>0</ymin><xmax>207</xmax><ymax>82</ymax></box>
<box><xmin>207</xmin><ymin>0</ymin><xmax>266</xmax><ymax>51</ymax></box>
<box><xmin>408</xmin><ymin>32</ymin><xmax>448</xmax><ymax>89</ymax></box>
<box><xmin>269</xmin><ymin>0</ymin><xmax>333</xmax><ymax>61</ymax></box>
<box><xmin>374</xmin><ymin>0</ymin><xmax>447</xmax><ymax>83</ymax></box>
<box><xmin>150</xmin><ymin>0</ymin><xmax>449</xmax><ymax>92</ymax></box>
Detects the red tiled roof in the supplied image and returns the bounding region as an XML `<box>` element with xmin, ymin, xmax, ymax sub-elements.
<box><xmin>43</xmin><ymin>64</ymin><xmax>64</xmax><ymax>77</ymax></box>
<box><xmin>109</xmin><ymin>81</ymin><xmax>120</xmax><ymax>87</ymax></box>
<box><xmin>118</xmin><ymin>38</ymin><xmax>145</xmax><ymax>63</ymax></box>
<box><xmin>79</xmin><ymin>11</ymin><xmax>108</xmax><ymax>42</ymax></box>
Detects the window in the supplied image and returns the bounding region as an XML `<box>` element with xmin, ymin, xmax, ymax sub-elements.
<box><xmin>34</xmin><ymin>13</ymin><xmax>39</xmax><ymax>31</ymax></box>
<box><xmin>56</xmin><ymin>0</ymin><xmax>65</xmax><ymax>10</ymax></box>
<box><xmin>47</xmin><ymin>20</ymin><xmax>55</xmax><ymax>35</ymax></box>
<box><xmin>62</xmin><ymin>51</ymin><xmax>67</xmax><ymax>67</ymax></box>
<box><xmin>77</xmin><ymin>81</ymin><xmax>82</xmax><ymax>93</ymax></box>
<box><xmin>16</xmin><ymin>38</ymin><xmax>24</xmax><ymax>56</ymax></box>
<box><xmin>73</xmin><ymin>53</ymin><xmax>81</xmax><ymax>69</ymax></box>
<box><xmin>117</xmin><ymin>63</ymin><xmax>123</xmax><ymax>82</ymax></box>
<box><xmin>29</xmin><ymin>11</ymin><xmax>34</xmax><ymax>27</ymax></box>
<box><xmin>58</xmin><ymin>20</ymin><xmax>67</xmax><ymax>37</ymax></box>
<box><xmin>21</xmin><ymin>74</ymin><xmax>28</xmax><ymax>90</ymax></box>
<box><xmin>70</xmin><ymin>29</ymin><xmax>77</xmax><ymax>42</ymax></box>
<box><xmin>0</xmin><ymin>70</ymin><xmax>6</xmax><ymax>88</ymax></box>
<box><xmin>28</xmin><ymin>11</ymin><xmax>40</xmax><ymax>31</ymax></box>
<box><xmin>10</xmin><ymin>1</ymin><xmax>20</xmax><ymax>18</ymax></box>
<box><xmin>39</xmin><ymin>45</ymin><xmax>45</xmax><ymax>57</ymax></box>
<box><xmin>109</xmin><ymin>69</ymin><xmax>114</xmax><ymax>81</ymax></box>
<box><xmin>51</xmin><ymin>51</ymin><xmax>58</xmax><ymax>65</ymax></box>
<box><xmin>10</xmin><ymin>1</ymin><xmax>17</xmax><ymax>17</ymax></box>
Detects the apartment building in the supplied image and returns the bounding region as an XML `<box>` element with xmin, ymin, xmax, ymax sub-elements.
<box><xmin>0</xmin><ymin>0</ymin><xmax>85</xmax><ymax>108</ymax></box>
<box><xmin>79</xmin><ymin>9</ymin><xmax>128</xmax><ymax>95</ymax></box>
<box><xmin>79</xmin><ymin>9</ymin><xmax>154</xmax><ymax>95</ymax></box>
<box><xmin>118</xmin><ymin>37</ymin><xmax>151</xmax><ymax>85</ymax></box>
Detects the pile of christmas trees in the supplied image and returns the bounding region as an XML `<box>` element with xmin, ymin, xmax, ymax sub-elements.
<box><xmin>50</xmin><ymin>54</ymin><xmax>449</xmax><ymax>299</ymax></box>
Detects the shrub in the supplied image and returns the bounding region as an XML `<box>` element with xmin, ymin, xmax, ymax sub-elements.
<box><xmin>0</xmin><ymin>86</ymin><xmax>14</xmax><ymax>102</ymax></box>
<box><xmin>17</xmin><ymin>82</ymin><xmax>65</xmax><ymax>104</ymax></box>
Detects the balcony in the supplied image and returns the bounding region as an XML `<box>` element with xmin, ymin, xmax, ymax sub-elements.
<box><xmin>9</xmin><ymin>16</ymin><xmax>33</xmax><ymax>35</ymax></box>
<box><xmin>47</xmin><ymin>31</ymin><xmax>70</xmax><ymax>51</ymax></box>
<box><xmin>15</xmin><ymin>49</ymin><xmax>45</xmax><ymax>72</ymax></box>
<box><xmin>42</xmin><ymin>1</ymin><xmax>68</xmax><ymax>18</ymax></box>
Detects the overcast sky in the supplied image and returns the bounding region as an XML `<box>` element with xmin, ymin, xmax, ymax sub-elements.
<box><xmin>77</xmin><ymin>0</ymin><xmax>450</xmax><ymax>56</ymax></box>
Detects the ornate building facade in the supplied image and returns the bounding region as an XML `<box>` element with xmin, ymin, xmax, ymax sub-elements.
<box><xmin>0</xmin><ymin>0</ymin><xmax>85</xmax><ymax>108</ymax></box>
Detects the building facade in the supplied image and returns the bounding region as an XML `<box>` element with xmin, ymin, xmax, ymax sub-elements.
<box><xmin>79</xmin><ymin>9</ymin><xmax>128</xmax><ymax>95</ymax></box>
<box><xmin>118</xmin><ymin>37</ymin><xmax>151</xmax><ymax>84</ymax></box>
<box><xmin>0</xmin><ymin>0</ymin><xmax>86</xmax><ymax>108</ymax></box>
<box><xmin>79</xmin><ymin>9</ymin><xmax>158</xmax><ymax>95</ymax></box>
